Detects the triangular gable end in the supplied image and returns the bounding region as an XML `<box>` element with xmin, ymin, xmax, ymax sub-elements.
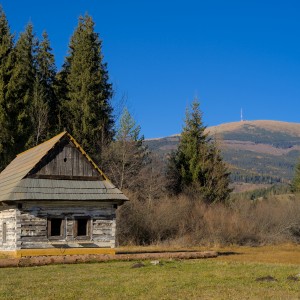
<box><xmin>26</xmin><ymin>133</ymin><xmax>107</xmax><ymax>181</ymax></box>
<box><xmin>0</xmin><ymin>132</ymin><xmax>129</xmax><ymax>203</ymax></box>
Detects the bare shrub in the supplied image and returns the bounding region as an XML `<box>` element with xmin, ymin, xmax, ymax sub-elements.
<box><xmin>117</xmin><ymin>192</ymin><xmax>191</xmax><ymax>245</ymax></box>
<box><xmin>117</xmin><ymin>192</ymin><xmax>300</xmax><ymax>246</ymax></box>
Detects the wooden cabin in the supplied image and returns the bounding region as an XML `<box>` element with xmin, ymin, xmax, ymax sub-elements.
<box><xmin>0</xmin><ymin>132</ymin><xmax>128</xmax><ymax>257</ymax></box>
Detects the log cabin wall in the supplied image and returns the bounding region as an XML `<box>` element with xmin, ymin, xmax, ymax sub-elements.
<box><xmin>0</xmin><ymin>208</ymin><xmax>17</xmax><ymax>250</ymax></box>
<box><xmin>17</xmin><ymin>201</ymin><xmax>117</xmax><ymax>249</ymax></box>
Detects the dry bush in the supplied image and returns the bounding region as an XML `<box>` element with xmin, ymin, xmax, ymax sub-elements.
<box><xmin>116</xmin><ymin>192</ymin><xmax>191</xmax><ymax>245</ymax></box>
<box><xmin>116</xmin><ymin>192</ymin><xmax>300</xmax><ymax>246</ymax></box>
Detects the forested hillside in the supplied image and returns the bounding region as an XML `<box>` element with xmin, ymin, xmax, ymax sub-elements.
<box><xmin>146</xmin><ymin>120</ymin><xmax>300</xmax><ymax>187</ymax></box>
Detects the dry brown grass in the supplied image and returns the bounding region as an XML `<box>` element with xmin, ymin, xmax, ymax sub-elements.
<box><xmin>117</xmin><ymin>243</ymin><xmax>300</xmax><ymax>265</ymax></box>
<box><xmin>208</xmin><ymin>120</ymin><xmax>300</xmax><ymax>136</ymax></box>
<box><xmin>216</xmin><ymin>243</ymin><xmax>300</xmax><ymax>264</ymax></box>
<box><xmin>117</xmin><ymin>194</ymin><xmax>300</xmax><ymax>246</ymax></box>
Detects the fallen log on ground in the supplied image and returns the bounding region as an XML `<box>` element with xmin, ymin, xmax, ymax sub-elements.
<box><xmin>0</xmin><ymin>251</ymin><xmax>218</xmax><ymax>268</ymax></box>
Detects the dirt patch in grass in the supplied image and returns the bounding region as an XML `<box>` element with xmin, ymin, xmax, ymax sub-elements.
<box><xmin>255</xmin><ymin>275</ymin><xmax>278</xmax><ymax>282</ymax></box>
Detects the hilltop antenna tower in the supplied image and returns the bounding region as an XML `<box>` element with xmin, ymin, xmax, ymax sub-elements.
<box><xmin>240</xmin><ymin>108</ymin><xmax>244</xmax><ymax>122</ymax></box>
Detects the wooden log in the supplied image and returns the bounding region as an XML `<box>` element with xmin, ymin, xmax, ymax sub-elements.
<box><xmin>0</xmin><ymin>251</ymin><xmax>218</xmax><ymax>268</ymax></box>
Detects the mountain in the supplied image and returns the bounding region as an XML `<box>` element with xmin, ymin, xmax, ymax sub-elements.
<box><xmin>145</xmin><ymin>120</ymin><xmax>300</xmax><ymax>191</ymax></box>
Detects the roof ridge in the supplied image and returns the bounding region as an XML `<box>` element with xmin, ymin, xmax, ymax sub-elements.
<box><xmin>17</xmin><ymin>131</ymin><xmax>67</xmax><ymax>157</ymax></box>
<box><xmin>66</xmin><ymin>133</ymin><xmax>110</xmax><ymax>181</ymax></box>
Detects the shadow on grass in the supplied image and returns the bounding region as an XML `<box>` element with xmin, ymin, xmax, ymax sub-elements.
<box><xmin>116</xmin><ymin>249</ymin><xmax>240</xmax><ymax>256</ymax></box>
<box><xmin>217</xmin><ymin>251</ymin><xmax>241</xmax><ymax>256</ymax></box>
<box><xmin>116</xmin><ymin>249</ymin><xmax>205</xmax><ymax>255</ymax></box>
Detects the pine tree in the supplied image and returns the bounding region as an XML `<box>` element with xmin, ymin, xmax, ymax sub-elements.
<box><xmin>104</xmin><ymin>108</ymin><xmax>148</xmax><ymax>190</ymax></box>
<box><xmin>200</xmin><ymin>140</ymin><xmax>232</xmax><ymax>203</ymax></box>
<box><xmin>54</xmin><ymin>70</ymin><xmax>67</xmax><ymax>132</ymax></box>
<box><xmin>166</xmin><ymin>99</ymin><xmax>231</xmax><ymax>203</ymax></box>
<box><xmin>0</xmin><ymin>6</ymin><xmax>14</xmax><ymax>169</ymax></box>
<box><xmin>26</xmin><ymin>31</ymin><xmax>57</xmax><ymax>146</ymax></box>
<box><xmin>291</xmin><ymin>159</ymin><xmax>300</xmax><ymax>193</ymax></box>
<box><xmin>60</xmin><ymin>14</ymin><xmax>114</xmax><ymax>158</ymax></box>
<box><xmin>8</xmin><ymin>23</ymin><xmax>36</xmax><ymax>151</ymax></box>
<box><xmin>35</xmin><ymin>31</ymin><xmax>57</xmax><ymax>136</ymax></box>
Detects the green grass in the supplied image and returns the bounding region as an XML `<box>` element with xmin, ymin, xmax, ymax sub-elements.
<box><xmin>0</xmin><ymin>258</ymin><xmax>299</xmax><ymax>299</ymax></box>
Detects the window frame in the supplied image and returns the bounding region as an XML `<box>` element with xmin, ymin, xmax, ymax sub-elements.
<box><xmin>73</xmin><ymin>217</ymin><xmax>91</xmax><ymax>240</ymax></box>
<box><xmin>47</xmin><ymin>217</ymin><xmax>65</xmax><ymax>240</ymax></box>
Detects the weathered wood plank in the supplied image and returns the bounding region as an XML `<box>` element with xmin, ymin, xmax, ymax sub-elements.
<box><xmin>33</xmin><ymin>140</ymin><xmax>102</xmax><ymax>179</ymax></box>
<box><xmin>1</xmin><ymin>202</ymin><xmax>117</xmax><ymax>250</ymax></box>
<box><xmin>0</xmin><ymin>209</ymin><xmax>17</xmax><ymax>250</ymax></box>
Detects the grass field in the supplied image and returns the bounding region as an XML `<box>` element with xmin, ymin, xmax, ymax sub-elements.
<box><xmin>0</xmin><ymin>244</ymin><xmax>299</xmax><ymax>299</ymax></box>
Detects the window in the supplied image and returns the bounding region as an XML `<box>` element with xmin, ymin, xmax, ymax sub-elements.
<box><xmin>47</xmin><ymin>218</ymin><xmax>65</xmax><ymax>238</ymax></box>
<box><xmin>74</xmin><ymin>218</ymin><xmax>91</xmax><ymax>239</ymax></box>
<box><xmin>2</xmin><ymin>222</ymin><xmax>7</xmax><ymax>243</ymax></box>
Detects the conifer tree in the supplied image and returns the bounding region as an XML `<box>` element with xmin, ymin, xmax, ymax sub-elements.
<box><xmin>291</xmin><ymin>159</ymin><xmax>300</xmax><ymax>193</ymax></box>
<box><xmin>200</xmin><ymin>140</ymin><xmax>232</xmax><ymax>203</ymax></box>
<box><xmin>166</xmin><ymin>99</ymin><xmax>231</xmax><ymax>204</ymax></box>
<box><xmin>8</xmin><ymin>23</ymin><xmax>36</xmax><ymax>151</ymax></box>
<box><xmin>35</xmin><ymin>31</ymin><xmax>57</xmax><ymax>136</ymax></box>
<box><xmin>0</xmin><ymin>6</ymin><xmax>14</xmax><ymax>169</ymax></box>
<box><xmin>54</xmin><ymin>70</ymin><xmax>67</xmax><ymax>131</ymax></box>
<box><xmin>26</xmin><ymin>31</ymin><xmax>57</xmax><ymax>146</ymax></box>
<box><xmin>60</xmin><ymin>14</ymin><xmax>114</xmax><ymax>158</ymax></box>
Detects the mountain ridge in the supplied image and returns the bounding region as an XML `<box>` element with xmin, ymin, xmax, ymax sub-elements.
<box><xmin>146</xmin><ymin>120</ymin><xmax>300</xmax><ymax>141</ymax></box>
<box><xmin>145</xmin><ymin>120</ymin><xmax>300</xmax><ymax>188</ymax></box>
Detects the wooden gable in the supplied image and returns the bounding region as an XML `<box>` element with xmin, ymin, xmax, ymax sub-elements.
<box><xmin>0</xmin><ymin>132</ymin><xmax>128</xmax><ymax>202</ymax></box>
<box><xmin>27</xmin><ymin>136</ymin><xmax>103</xmax><ymax>181</ymax></box>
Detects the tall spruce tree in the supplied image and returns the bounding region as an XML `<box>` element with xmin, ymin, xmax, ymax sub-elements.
<box><xmin>35</xmin><ymin>31</ymin><xmax>57</xmax><ymax>136</ymax></box>
<box><xmin>60</xmin><ymin>14</ymin><xmax>114</xmax><ymax>159</ymax></box>
<box><xmin>166</xmin><ymin>99</ymin><xmax>231</xmax><ymax>203</ymax></box>
<box><xmin>0</xmin><ymin>6</ymin><xmax>14</xmax><ymax>169</ymax></box>
<box><xmin>8</xmin><ymin>23</ymin><xmax>36</xmax><ymax>151</ymax></box>
<box><xmin>26</xmin><ymin>31</ymin><xmax>57</xmax><ymax>146</ymax></box>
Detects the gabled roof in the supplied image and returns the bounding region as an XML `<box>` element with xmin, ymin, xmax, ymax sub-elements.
<box><xmin>0</xmin><ymin>132</ymin><xmax>128</xmax><ymax>202</ymax></box>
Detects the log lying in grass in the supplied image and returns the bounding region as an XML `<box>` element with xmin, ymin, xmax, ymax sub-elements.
<box><xmin>0</xmin><ymin>251</ymin><xmax>218</xmax><ymax>268</ymax></box>
<box><xmin>115</xmin><ymin>251</ymin><xmax>218</xmax><ymax>261</ymax></box>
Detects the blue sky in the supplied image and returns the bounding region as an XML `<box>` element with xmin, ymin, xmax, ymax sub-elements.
<box><xmin>2</xmin><ymin>0</ymin><xmax>300</xmax><ymax>138</ymax></box>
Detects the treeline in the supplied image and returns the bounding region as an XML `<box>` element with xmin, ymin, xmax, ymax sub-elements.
<box><xmin>0</xmin><ymin>8</ymin><xmax>113</xmax><ymax>170</ymax></box>
<box><xmin>222</xmin><ymin>149</ymin><xmax>297</xmax><ymax>182</ymax></box>
<box><xmin>230</xmin><ymin>172</ymin><xmax>283</xmax><ymax>184</ymax></box>
<box><xmin>0</xmin><ymin>6</ymin><xmax>231</xmax><ymax>205</ymax></box>
<box><xmin>231</xmin><ymin>184</ymin><xmax>291</xmax><ymax>201</ymax></box>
